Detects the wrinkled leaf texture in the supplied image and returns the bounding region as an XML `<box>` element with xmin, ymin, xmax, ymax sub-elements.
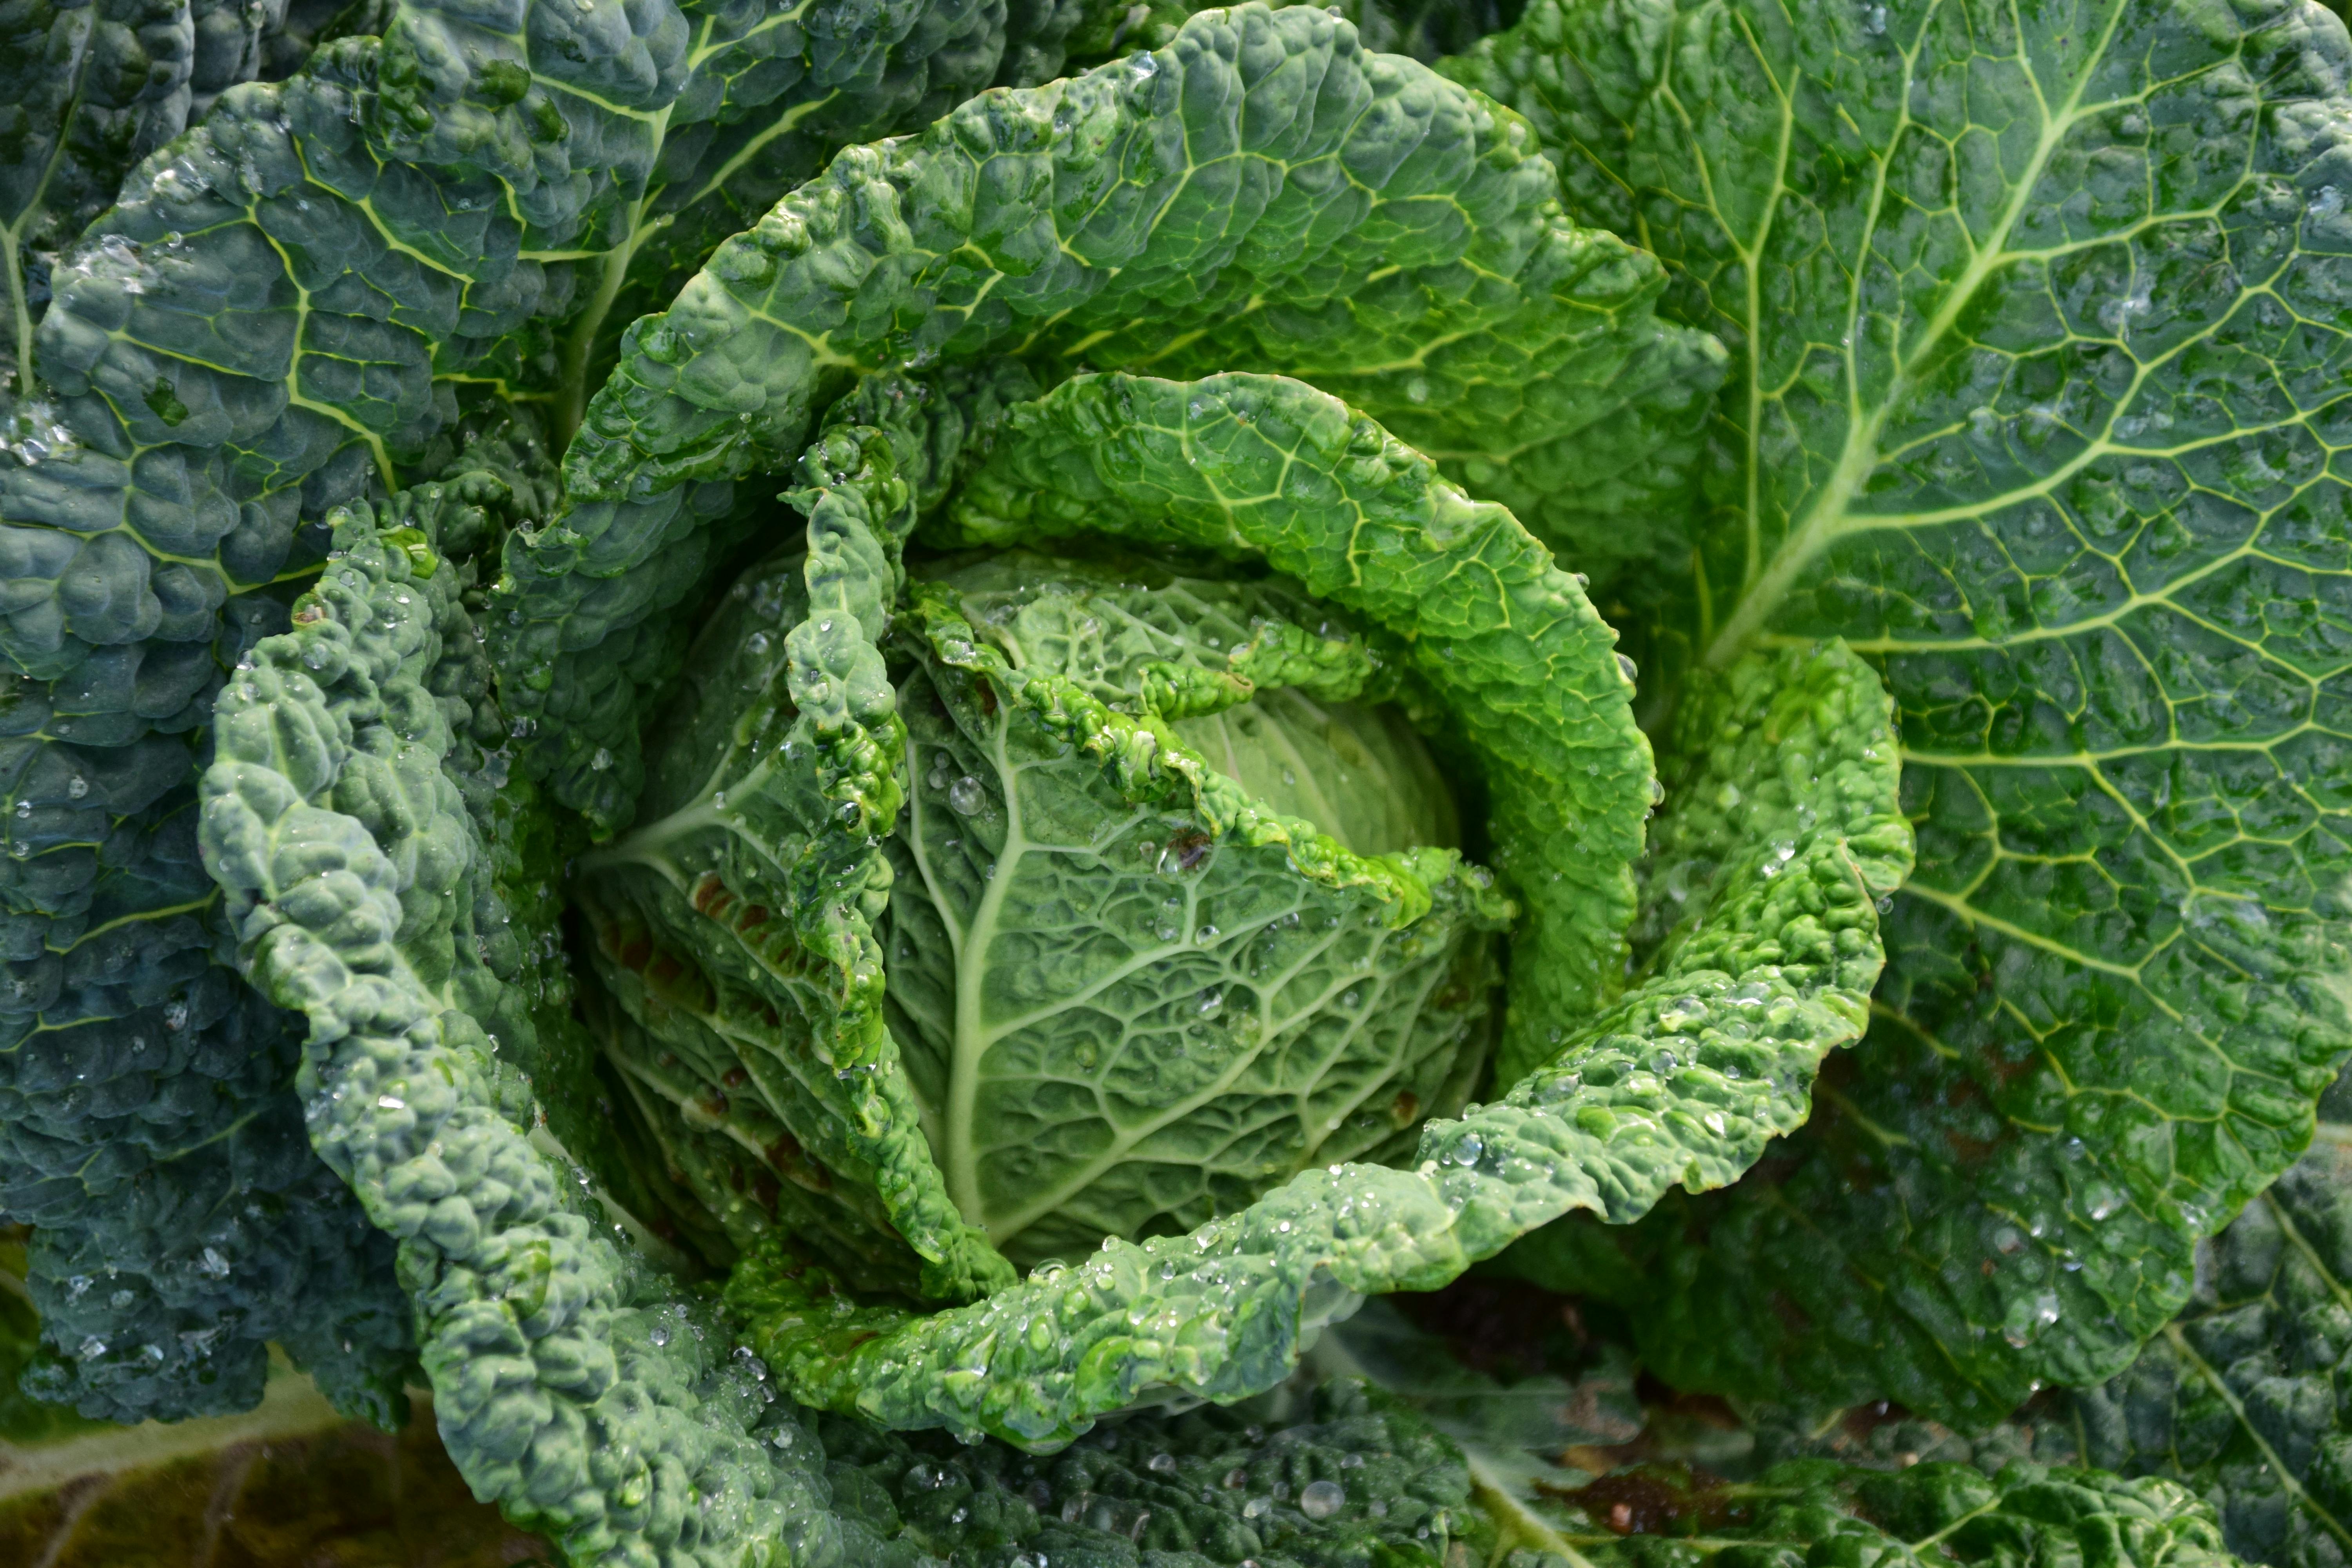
<box><xmin>1454</xmin><ymin>0</ymin><xmax>2352</xmax><ymax>1423</ymax></box>
<box><xmin>0</xmin><ymin>0</ymin><xmax>1171</xmax><ymax>1424</ymax></box>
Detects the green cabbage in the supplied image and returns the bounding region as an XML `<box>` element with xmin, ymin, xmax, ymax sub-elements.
<box><xmin>4</xmin><ymin>0</ymin><xmax>2348</xmax><ymax>1562</ymax></box>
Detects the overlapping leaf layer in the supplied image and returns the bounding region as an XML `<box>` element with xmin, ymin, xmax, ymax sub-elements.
<box><xmin>1456</xmin><ymin>0</ymin><xmax>2352</xmax><ymax>1420</ymax></box>
<box><xmin>19</xmin><ymin>0</ymin><xmax>2352</xmax><ymax>1561</ymax></box>
<box><xmin>0</xmin><ymin>0</ymin><xmax>1156</xmax><ymax>1426</ymax></box>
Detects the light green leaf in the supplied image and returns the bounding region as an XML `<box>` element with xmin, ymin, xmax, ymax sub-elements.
<box><xmin>722</xmin><ymin>369</ymin><xmax>1900</xmax><ymax>1449</ymax></box>
<box><xmin>1450</xmin><ymin>0</ymin><xmax>2352</xmax><ymax>1419</ymax></box>
<box><xmin>579</xmin><ymin>530</ymin><xmax>1506</xmax><ymax>1298</ymax></box>
<box><xmin>575</xmin><ymin>390</ymin><xmax>1027</xmax><ymax>1308</ymax></box>
<box><xmin>888</xmin><ymin>559</ymin><xmax>1501</xmax><ymax>1270</ymax></box>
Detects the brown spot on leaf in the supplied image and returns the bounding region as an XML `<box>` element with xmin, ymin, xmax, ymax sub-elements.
<box><xmin>1561</xmin><ymin>1465</ymin><xmax>1745</xmax><ymax>1537</ymax></box>
<box><xmin>1167</xmin><ymin>830</ymin><xmax>1213</xmax><ymax>872</ymax></box>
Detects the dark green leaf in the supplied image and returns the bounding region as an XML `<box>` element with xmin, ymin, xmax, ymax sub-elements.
<box><xmin>1453</xmin><ymin>0</ymin><xmax>2352</xmax><ymax>1421</ymax></box>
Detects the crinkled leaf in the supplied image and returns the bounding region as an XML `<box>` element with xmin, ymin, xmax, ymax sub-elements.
<box><xmin>488</xmin><ymin>1</ymin><xmax>1724</xmax><ymax>829</ymax></box>
<box><xmin>1</xmin><ymin>0</ymin><xmax>1096</xmax><ymax>1430</ymax></box>
<box><xmin>2</xmin><ymin>0</ymin><xmax>192</xmax><ymax>408</ymax></box>
<box><xmin>1452</xmin><ymin>0</ymin><xmax>2352</xmax><ymax>1419</ymax></box>
<box><xmin>885</xmin><ymin>553</ymin><xmax>1501</xmax><ymax>1269</ymax></box>
<box><xmin>814</xmin><ymin>1377</ymin><xmax>1480</xmax><ymax>1568</ymax></box>
<box><xmin>543</xmin><ymin>0</ymin><xmax>1092</xmax><ymax>439</ymax></box>
<box><xmin>577</xmin><ymin>382</ymin><xmax>1029</xmax><ymax>1309</ymax></box>
<box><xmin>579</xmin><ymin>521</ymin><xmax>1508</xmax><ymax>1301</ymax></box>
<box><xmin>2070</xmin><ymin>1096</ymin><xmax>2352</xmax><ymax>1568</ymax></box>
<box><xmin>0</xmin><ymin>0</ymin><xmax>312</xmax><ymax>405</ymax></box>
<box><xmin>0</xmin><ymin>399</ymin><xmax>559</xmax><ymax>1426</ymax></box>
<box><xmin>1060</xmin><ymin>0</ymin><xmax>1521</xmax><ymax>66</ymax></box>
<box><xmin>724</xmin><ymin>369</ymin><xmax>1901</xmax><ymax>1449</ymax></box>
<box><xmin>198</xmin><ymin>503</ymin><xmax>834</xmax><ymax>1564</ymax></box>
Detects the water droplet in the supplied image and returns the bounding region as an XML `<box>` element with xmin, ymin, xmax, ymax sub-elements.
<box><xmin>1148</xmin><ymin>1452</ymin><xmax>1177</xmax><ymax>1473</ymax></box>
<box><xmin>1450</xmin><ymin>1133</ymin><xmax>1483</xmax><ymax>1167</ymax></box>
<box><xmin>948</xmin><ymin>777</ymin><xmax>985</xmax><ymax>815</ymax></box>
<box><xmin>1300</xmin><ymin>1480</ymin><xmax>1346</xmax><ymax>1519</ymax></box>
<box><xmin>1243</xmin><ymin>1497</ymin><xmax>1271</xmax><ymax>1519</ymax></box>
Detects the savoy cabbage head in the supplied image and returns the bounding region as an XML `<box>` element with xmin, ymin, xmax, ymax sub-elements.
<box><xmin>2</xmin><ymin>0</ymin><xmax>2350</xmax><ymax>1562</ymax></box>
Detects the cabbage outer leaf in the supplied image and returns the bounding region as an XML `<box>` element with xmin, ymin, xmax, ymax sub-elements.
<box><xmin>199</xmin><ymin>508</ymin><xmax>829</xmax><ymax>1566</ymax></box>
<box><xmin>2073</xmin><ymin>1098</ymin><xmax>2352</xmax><ymax>1568</ymax></box>
<box><xmin>4</xmin><ymin>0</ymin><xmax>193</xmax><ymax>406</ymax></box>
<box><xmin>1451</xmin><ymin>0</ymin><xmax>2352</xmax><ymax>1419</ymax></box>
